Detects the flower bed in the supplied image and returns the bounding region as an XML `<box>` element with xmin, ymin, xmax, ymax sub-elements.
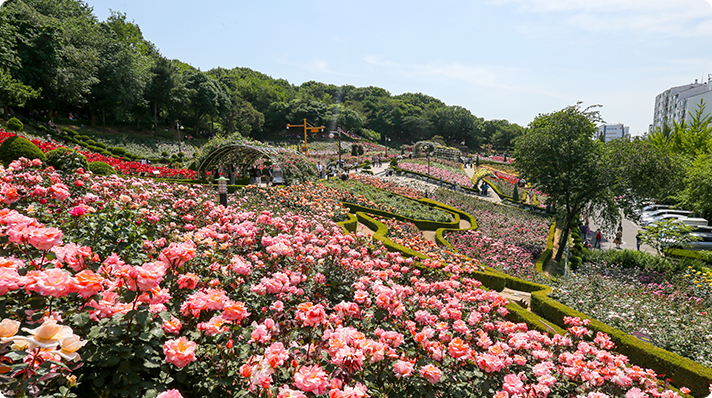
<box><xmin>551</xmin><ymin>259</ymin><xmax>712</xmax><ymax>369</ymax></box>
<box><xmin>397</xmin><ymin>160</ymin><xmax>473</xmax><ymax>188</ymax></box>
<box><xmin>0</xmin><ymin>130</ymin><xmax>197</xmax><ymax>179</ymax></box>
<box><xmin>434</xmin><ymin>190</ymin><xmax>551</xmax><ymax>257</ymax></box>
<box><xmin>321</xmin><ymin>179</ymin><xmax>452</xmax><ymax>222</ymax></box>
<box><xmin>374</xmin><ymin>215</ymin><xmax>482</xmax><ymax>274</ymax></box>
<box><xmin>0</xmin><ymin>158</ymin><xmax>704</xmax><ymax>398</ymax></box>
<box><xmin>348</xmin><ymin>174</ymin><xmax>426</xmax><ymax>199</ymax></box>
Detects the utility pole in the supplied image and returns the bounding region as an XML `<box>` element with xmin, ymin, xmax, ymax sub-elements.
<box><xmin>286</xmin><ymin>118</ymin><xmax>325</xmax><ymax>156</ymax></box>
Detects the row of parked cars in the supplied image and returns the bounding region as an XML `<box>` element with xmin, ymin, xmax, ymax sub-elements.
<box><xmin>639</xmin><ymin>204</ymin><xmax>712</xmax><ymax>250</ymax></box>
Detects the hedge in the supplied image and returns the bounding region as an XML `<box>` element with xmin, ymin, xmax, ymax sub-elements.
<box><xmin>342</xmin><ymin>202</ymin><xmax>460</xmax><ymax>231</ymax></box>
<box><xmin>345</xmin><ymin>191</ymin><xmax>712</xmax><ymax>396</ymax></box>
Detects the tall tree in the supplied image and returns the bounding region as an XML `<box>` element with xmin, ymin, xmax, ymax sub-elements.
<box><xmin>514</xmin><ymin>103</ymin><xmax>616</xmax><ymax>261</ymax></box>
<box><xmin>145</xmin><ymin>56</ymin><xmax>179</xmax><ymax>135</ymax></box>
<box><xmin>184</xmin><ymin>70</ymin><xmax>231</xmax><ymax>134</ymax></box>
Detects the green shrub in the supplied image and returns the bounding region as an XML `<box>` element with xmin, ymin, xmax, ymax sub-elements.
<box><xmin>582</xmin><ymin>249</ymin><xmax>683</xmax><ymax>273</ymax></box>
<box><xmin>78</xmin><ymin>135</ymin><xmax>90</xmax><ymax>141</ymax></box>
<box><xmin>108</xmin><ymin>147</ymin><xmax>127</xmax><ymax>156</ymax></box>
<box><xmin>0</xmin><ymin>135</ymin><xmax>45</xmax><ymax>166</ymax></box>
<box><xmin>512</xmin><ymin>184</ymin><xmax>520</xmax><ymax>203</ymax></box>
<box><xmin>88</xmin><ymin>161</ymin><xmax>116</xmax><ymax>175</ymax></box>
<box><xmin>94</xmin><ymin>142</ymin><xmax>107</xmax><ymax>149</ymax></box>
<box><xmin>390</xmin><ymin>158</ymin><xmax>398</xmax><ymax>167</ymax></box>
<box><xmin>6</xmin><ymin>117</ymin><xmax>23</xmax><ymax>132</ymax></box>
<box><xmin>62</xmin><ymin>128</ymin><xmax>78</xmax><ymax>136</ymax></box>
<box><xmin>45</xmin><ymin>148</ymin><xmax>89</xmax><ymax>172</ymax></box>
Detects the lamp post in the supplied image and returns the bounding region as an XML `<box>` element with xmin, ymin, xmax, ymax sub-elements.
<box><xmin>176</xmin><ymin>121</ymin><xmax>184</xmax><ymax>141</ymax></box>
<box><xmin>329</xmin><ymin>128</ymin><xmax>343</xmax><ymax>166</ymax></box>
<box><xmin>424</xmin><ymin>144</ymin><xmax>433</xmax><ymax>176</ymax></box>
<box><xmin>217</xmin><ymin>176</ymin><xmax>228</xmax><ymax>207</ymax></box>
<box><xmin>286</xmin><ymin>118</ymin><xmax>325</xmax><ymax>157</ymax></box>
<box><xmin>384</xmin><ymin>136</ymin><xmax>391</xmax><ymax>158</ymax></box>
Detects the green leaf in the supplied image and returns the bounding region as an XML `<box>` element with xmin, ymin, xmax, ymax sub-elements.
<box><xmin>123</xmin><ymin>290</ymin><xmax>137</xmax><ymax>303</ymax></box>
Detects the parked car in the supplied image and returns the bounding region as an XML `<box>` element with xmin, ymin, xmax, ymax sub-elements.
<box><xmin>639</xmin><ymin>204</ymin><xmax>670</xmax><ymax>215</ymax></box>
<box><xmin>679</xmin><ymin>217</ymin><xmax>708</xmax><ymax>227</ymax></box>
<box><xmin>640</xmin><ymin>214</ymin><xmax>694</xmax><ymax>227</ymax></box>
<box><xmin>682</xmin><ymin>233</ymin><xmax>712</xmax><ymax>250</ymax></box>
<box><xmin>640</xmin><ymin>209</ymin><xmax>692</xmax><ymax>225</ymax></box>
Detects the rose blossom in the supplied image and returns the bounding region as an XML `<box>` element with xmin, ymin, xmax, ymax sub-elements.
<box><xmin>0</xmin><ymin>319</ymin><xmax>20</xmax><ymax>340</ymax></box>
<box><xmin>162</xmin><ymin>316</ymin><xmax>182</xmax><ymax>335</ymax></box>
<box><xmin>156</xmin><ymin>390</ymin><xmax>184</xmax><ymax>398</ymax></box>
<box><xmin>419</xmin><ymin>364</ymin><xmax>442</xmax><ymax>384</ymax></box>
<box><xmin>393</xmin><ymin>360</ymin><xmax>414</xmax><ymax>378</ymax></box>
<box><xmin>163</xmin><ymin>336</ymin><xmax>198</xmax><ymax>368</ymax></box>
<box><xmin>294</xmin><ymin>365</ymin><xmax>329</xmax><ymax>395</ymax></box>
<box><xmin>27</xmin><ymin>227</ymin><xmax>63</xmax><ymax>251</ymax></box>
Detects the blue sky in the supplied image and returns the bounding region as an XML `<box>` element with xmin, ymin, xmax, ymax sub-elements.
<box><xmin>84</xmin><ymin>0</ymin><xmax>712</xmax><ymax>135</ymax></box>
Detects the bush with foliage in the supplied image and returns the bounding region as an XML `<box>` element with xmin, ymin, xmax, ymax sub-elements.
<box><xmin>6</xmin><ymin>117</ymin><xmax>23</xmax><ymax>132</ymax></box>
<box><xmin>88</xmin><ymin>161</ymin><xmax>117</xmax><ymax>175</ymax></box>
<box><xmin>0</xmin><ymin>134</ymin><xmax>45</xmax><ymax>166</ymax></box>
<box><xmin>45</xmin><ymin>147</ymin><xmax>89</xmax><ymax>172</ymax></box>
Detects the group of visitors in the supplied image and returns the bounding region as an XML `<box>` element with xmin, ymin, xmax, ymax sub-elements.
<box><xmin>249</xmin><ymin>165</ymin><xmax>273</xmax><ymax>186</ymax></box>
<box><xmin>582</xmin><ymin>223</ymin><xmax>632</xmax><ymax>250</ymax></box>
<box><xmin>459</xmin><ymin>156</ymin><xmax>476</xmax><ymax>168</ymax></box>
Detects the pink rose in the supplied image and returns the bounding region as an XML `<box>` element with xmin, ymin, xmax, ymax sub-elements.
<box><xmin>419</xmin><ymin>364</ymin><xmax>442</xmax><ymax>384</ymax></box>
<box><xmin>163</xmin><ymin>337</ymin><xmax>197</xmax><ymax>368</ymax></box>
<box><xmin>393</xmin><ymin>360</ymin><xmax>414</xmax><ymax>379</ymax></box>
<box><xmin>27</xmin><ymin>227</ymin><xmax>63</xmax><ymax>251</ymax></box>
<box><xmin>156</xmin><ymin>390</ymin><xmax>184</xmax><ymax>398</ymax></box>
<box><xmin>293</xmin><ymin>365</ymin><xmax>329</xmax><ymax>395</ymax></box>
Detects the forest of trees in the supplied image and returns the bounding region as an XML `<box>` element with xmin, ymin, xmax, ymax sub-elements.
<box><xmin>0</xmin><ymin>0</ymin><xmax>525</xmax><ymax>150</ymax></box>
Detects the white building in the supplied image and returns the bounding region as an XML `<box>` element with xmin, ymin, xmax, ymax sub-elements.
<box><xmin>652</xmin><ymin>76</ymin><xmax>712</xmax><ymax>131</ymax></box>
<box><xmin>597</xmin><ymin>124</ymin><xmax>630</xmax><ymax>142</ymax></box>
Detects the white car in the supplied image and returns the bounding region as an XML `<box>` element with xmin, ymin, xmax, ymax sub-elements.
<box><xmin>638</xmin><ymin>204</ymin><xmax>670</xmax><ymax>215</ymax></box>
<box><xmin>640</xmin><ymin>209</ymin><xmax>692</xmax><ymax>225</ymax></box>
<box><xmin>640</xmin><ymin>213</ymin><xmax>692</xmax><ymax>227</ymax></box>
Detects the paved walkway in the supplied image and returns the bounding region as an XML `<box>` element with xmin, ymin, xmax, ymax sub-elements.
<box><xmin>587</xmin><ymin>215</ymin><xmax>656</xmax><ymax>254</ymax></box>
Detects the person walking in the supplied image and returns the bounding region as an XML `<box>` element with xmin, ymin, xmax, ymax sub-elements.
<box><xmin>317</xmin><ymin>162</ymin><xmax>325</xmax><ymax>179</ymax></box>
<box><xmin>613</xmin><ymin>228</ymin><xmax>623</xmax><ymax>249</ymax></box>
<box><xmin>594</xmin><ymin>229</ymin><xmax>602</xmax><ymax>249</ymax></box>
<box><xmin>636</xmin><ymin>232</ymin><xmax>641</xmax><ymax>251</ymax></box>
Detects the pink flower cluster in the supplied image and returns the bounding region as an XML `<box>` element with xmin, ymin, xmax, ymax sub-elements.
<box><xmin>0</xmin><ymin>156</ymin><xmax>701</xmax><ymax>398</ymax></box>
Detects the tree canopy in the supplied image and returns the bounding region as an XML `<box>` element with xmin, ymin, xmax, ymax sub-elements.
<box><xmin>0</xmin><ymin>0</ymin><xmax>524</xmax><ymax>148</ymax></box>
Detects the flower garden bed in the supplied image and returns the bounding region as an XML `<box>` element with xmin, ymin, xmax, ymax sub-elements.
<box><xmin>396</xmin><ymin>160</ymin><xmax>473</xmax><ymax>188</ymax></box>
<box><xmin>1</xmin><ymin>157</ymin><xmax>711</xmax><ymax>398</ymax></box>
<box><xmin>551</xmin><ymin>256</ymin><xmax>712</xmax><ymax>369</ymax></box>
<box><xmin>0</xmin><ymin>130</ymin><xmax>196</xmax><ymax>179</ymax></box>
<box><xmin>321</xmin><ymin>179</ymin><xmax>453</xmax><ymax>222</ymax></box>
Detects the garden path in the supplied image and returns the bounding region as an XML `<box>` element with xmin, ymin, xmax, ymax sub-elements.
<box><xmin>461</xmin><ymin>165</ymin><xmax>502</xmax><ymax>204</ymax></box>
<box><xmin>356</xmin><ymin>222</ymin><xmax>377</xmax><ymax>237</ymax></box>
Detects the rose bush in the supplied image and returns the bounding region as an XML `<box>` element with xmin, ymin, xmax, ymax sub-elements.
<box><xmin>0</xmin><ymin>157</ymin><xmax>703</xmax><ymax>398</ymax></box>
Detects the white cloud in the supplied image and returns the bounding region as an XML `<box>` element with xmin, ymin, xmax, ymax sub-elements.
<box><xmin>490</xmin><ymin>0</ymin><xmax>712</xmax><ymax>37</ymax></box>
<box><xmin>363</xmin><ymin>56</ymin><xmax>573</xmax><ymax>101</ymax></box>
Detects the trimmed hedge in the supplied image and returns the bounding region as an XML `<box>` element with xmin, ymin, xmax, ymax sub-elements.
<box><xmin>88</xmin><ymin>161</ymin><xmax>116</xmax><ymax>176</ymax></box>
<box><xmin>337</xmin><ymin>213</ymin><xmax>358</xmax><ymax>234</ymax></box>
<box><xmin>342</xmin><ymin>202</ymin><xmax>460</xmax><ymax>231</ymax></box>
<box><xmin>45</xmin><ymin>148</ymin><xmax>89</xmax><ymax>172</ymax></box>
<box><xmin>0</xmin><ymin>135</ymin><xmax>46</xmax><ymax>166</ymax></box>
<box><xmin>346</xmin><ymin>191</ymin><xmax>712</xmax><ymax>396</ymax></box>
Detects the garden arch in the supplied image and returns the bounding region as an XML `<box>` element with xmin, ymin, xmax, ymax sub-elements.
<box><xmin>413</xmin><ymin>141</ymin><xmax>440</xmax><ymax>157</ymax></box>
<box><xmin>197</xmin><ymin>143</ymin><xmax>291</xmax><ymax>178</ymax></box>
